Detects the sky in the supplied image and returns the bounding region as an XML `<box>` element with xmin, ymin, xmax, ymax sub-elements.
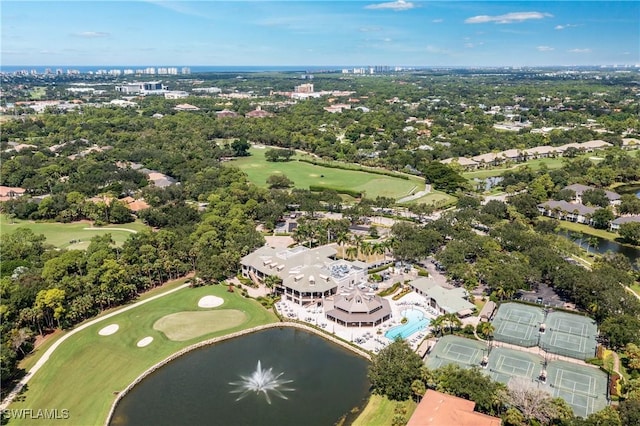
<box><xmin>2</xmin><ymin>1</ymin><xmax>639</xmax><ymax>67</ymax></box>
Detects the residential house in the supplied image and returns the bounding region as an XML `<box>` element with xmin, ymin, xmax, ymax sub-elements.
<box><xmin>537</xmin><ymin>200</ymin><xmax>596</xmax><ymax>225</ymax></box>
<box><xmin>440</xmin><ymin>157</ymin><xmax>479</xmax><ymax>170</ymax></box>
<box><xmin>622</xmin><ymin>138</ymin><xmax>640</xmax><ymax>150</ymax></box>
<box><xmin>563</xmin><ymin>184</ymin><xmax>621</xmax><ymax>206</ymax></box>
<box><xmin>524</xmin><ymin>145</ymin><xmax>556</xmax><ymax>159</ymax></box>
<box><xmin>245</xmin><ymin>106</ymin><xmax>273</xmax><ymax>118</ymax></box>
<box><xmin>580</xmin><ymin>140</ymin><xmax>612</xmax><ymax>152</ymax></box>
<box><xmin>0</xmin><ymin>186</ymin><xmax>26</xmax><ymax>202</ymax></box>
<box><xmin>407</xmin><ymin>390</ymin><xmax>502</xmax><ymax>426</ymax></box>
<box><xmin>174</xmin><ymin>103</ymin><xmax>200</xmax><ymax>111</ymax></box>
<box><xmin>610</xmin><ymin>215</ymin><xmax>640</xmax><ymax>231</ymax></box>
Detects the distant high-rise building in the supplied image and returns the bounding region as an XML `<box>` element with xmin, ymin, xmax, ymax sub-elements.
<box><xmin>295</xmin><ymin>83</ymin><xmax>314</xmax><ymax>93</ymax></box>
<box><xmin>181</xmin><ymin>67</ymin><xmax>191</xmax><ymax>75</ymax></box>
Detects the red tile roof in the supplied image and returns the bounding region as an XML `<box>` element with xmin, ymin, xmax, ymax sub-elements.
<box><xmin>407</xmin><ymin>390</ymin><xmax>502</xmax><ymax>426</ymax></box>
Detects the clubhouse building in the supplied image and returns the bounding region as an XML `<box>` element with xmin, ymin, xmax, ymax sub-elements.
<box><xmin>240</xmin><ymin>245</ymin><xmax>367</xmax><ymax>306</ymax></box>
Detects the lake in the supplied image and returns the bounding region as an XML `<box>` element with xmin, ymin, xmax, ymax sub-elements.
<box><xmin>109</xmin><ymin>327</ymin><xmax>370</xmax><ymax>426</ymax></box>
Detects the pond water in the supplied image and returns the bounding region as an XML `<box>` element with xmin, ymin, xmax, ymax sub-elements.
<box><xmin>558</xmin><ymin>230</ymin><xmax>640</xmax><ymax>267</ymax></box>
<box><xmin>110</xmin><ymin>328</ymin><xmax>370</xmax><ymax>426</ymax></box>
<box><xmin>613</xmin><ymin>183</ymin><xmax>640</xmax><ymax>199</ymax></box>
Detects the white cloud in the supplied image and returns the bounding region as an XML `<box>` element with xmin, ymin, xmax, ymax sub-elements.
<box><xmin>569</xmin><ymin>48</ymin><xmax>591</xmax><ymax>53</ymax></box>
<box><xmin>73</xmin><ymin>31</ymin><xmax>110</xmax><ymax>38</ymax></box>
<box><xmin>359</xmin><ymin>26</ymin><xmax>383</xmax><ymax>32</ymax></box>
<box><xmin>465</xmin><ymin>12</ymin><xmax>552</xmax><ymax>24</ymax></box>
<box><xmin>464</xmin><ymin>42</ymin><xmax>484</xmax><ymax>49</ymax></box>
<box><xmin>555</xmin><ymin>24</ymin><xmax>578</xmax><ymax>30</ymax></box>
<box><xmin>537</xmin><ymin>46</ymin><xmax>555</xmax><ymax>52</ymax></box>
<box><xmin>432</xmin><ymin>19</ymin><xmax>443</xmax><ymax>23</ymax></box>
<box><xmin>365</xmin><ymin>1</ymin><xmax>415</xmax><ymax>11</ymax></box>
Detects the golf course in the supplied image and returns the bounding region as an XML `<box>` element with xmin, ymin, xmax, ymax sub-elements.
<box><xmin>5</xmin><ymin>281</ymin><xmax>278</xmax><ymax>425</ymax></box>
<box><xmin>232</xmin><ymin>147</ymin><xmax>425</xmax><ymax>200</ymax></box>
<box><xmin>0</xmin><ymin>215</ymin><xmax>148</xmax><ymax>250</ymax></box>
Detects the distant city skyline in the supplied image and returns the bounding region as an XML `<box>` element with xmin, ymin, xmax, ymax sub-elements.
<box><xmin>2</xmin><ymin>1</ymin><xmax>639</xmax><ymax>67</ymax></box>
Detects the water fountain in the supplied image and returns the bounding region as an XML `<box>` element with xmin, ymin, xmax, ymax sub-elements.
<box><xmin>229</xmin><ymin>360</ymin><xmax>294</xmax><ymax>404</ymax></box>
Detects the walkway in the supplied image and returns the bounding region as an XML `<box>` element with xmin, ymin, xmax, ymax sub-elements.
<box><xmin>397</xmin><ymin>184</ymin><xmax>432</xmax><ymax>203</ymax></box>
<box><xmin>83</xmin><ymin>227</ymin><xmax>138</xmax><ymax>233</ymax></box>
<box><xmin>0</xmin><ymin>280</ymin><xmax>191</xmax><ymax>409</ymax></box>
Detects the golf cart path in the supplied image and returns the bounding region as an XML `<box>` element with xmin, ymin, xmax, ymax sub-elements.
<box><xmin>0</xmin><ymin>281</ymin><xmax>190</xmax><ymax>409</ymax></box>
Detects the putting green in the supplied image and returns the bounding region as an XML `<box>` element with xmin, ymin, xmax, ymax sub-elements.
<box><xmin>153</xmin><ymin>310</ymin><xmax>247</xmax><ymax>341</ymax></box>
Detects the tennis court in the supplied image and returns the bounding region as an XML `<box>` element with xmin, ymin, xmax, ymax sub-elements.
<box><xmin>540</xmin><ymin>311</ymin><xmax>598</xmax><ymax>359</ymax></box>
<box><xmin>492</xmin><ymin>303</ymin><xmax>544</xmax><ymax>347</ymax></box>
<box><xmin>424</xmin><ymin>335</ymin><xmax>487</xmax><ymax>370</ymax></box>
<box><xmin>486</xmin><ymin>347</ymin><xmax>543</xmax><ymax>384</ymax></box>
<box><xmin>546</xmin><ymin>360</ymin><xmax>608</xmax><ymax>418</ymax></box>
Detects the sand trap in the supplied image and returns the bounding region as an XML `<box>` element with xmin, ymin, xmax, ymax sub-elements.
<box><xmin>98</xmin><ymin>324</ymin><xmax>119</xmax><ymax>336</ymax></box>
<box><xmin>137</xmin><ymin>336</ymin><xmax>154</xmax><ymax>347</ymax></box>
<box><xmin>198</xmin><ymin>295</ymin><xmax>224</xmax><ymax>308</ymax></box>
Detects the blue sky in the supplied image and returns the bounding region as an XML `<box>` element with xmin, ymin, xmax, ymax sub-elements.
<box><xmin>2</xmin><ymin>1</ymin><xmax>639</xmax><ymax>67</ymax></box>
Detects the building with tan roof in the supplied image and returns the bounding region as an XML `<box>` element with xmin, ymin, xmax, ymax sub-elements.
<box><xmin>407</xmin><ymin>390</ymin><xmax>501</xmax><ymax>426</ymax></box>
<box><xmin>325</xmin><ymin>286</ymin><xmax>391</xmax><ymax>327</ymax></box>
<box><xmin>0</xmin><ymin>186</ymin><xmax>27</xmax><ymax>202</ymax></box>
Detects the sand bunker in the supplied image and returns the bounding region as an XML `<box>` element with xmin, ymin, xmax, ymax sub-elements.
<box><xmin>137</xmin><ymin>336</ymin><xmax>154</xmax><ymax>347</ymax></box>
<box><xmin>98</xmin><ymin>324</ymin><xmax>119</xmax><ymax>336</ymax></box>
<box><xmin>198</xmin><ymin>295</ymin><xmax>224</xmax><ymax>308</ymax></box>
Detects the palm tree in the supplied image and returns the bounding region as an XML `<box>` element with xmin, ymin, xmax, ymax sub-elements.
<box><xmin>360</xmin><ymin>241</ymin><xmax>373</xmax><ymax>261</ymax></box>
<box><xmin>263</xmin><ymin>275</ymin><xmax>282</xmax><ymax>296</ymax></box>
<box><xmin>345</xmin><ymin>246</ymin><xmax>358</xmax><ymax>260</ymax></box>
<box><xmin>431</xmin><ymin>315</ymin><xmax>446</xmax><ymax>336</ymax></box>
<box><xmin>411</xmin><ymin>379</ymin><xmax>426</xmax><ymax>402</ymax></box>
<box><xmin>352</xmin><ymin>234</ymin><xmax>365</xmax><ymax>259</ymax></box>
<box><xmin>477</xmin><ymin>322</ymin><xmax>495</xmax><ymax>340</ymax></box>
<box><xmin>586</xmin><ymin>236</ymin><xmax>599</xmax><ymax>255</ymax></box>
<box><xmin>442</xmin><ymin>313</ymin><xmax>462</xmax><ymax>334</ymax></box>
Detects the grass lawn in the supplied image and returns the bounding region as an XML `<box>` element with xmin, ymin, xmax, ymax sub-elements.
<box><xmin>352</xmin><ymin>394</ymin><xmax>417</xmax><ymax>426</ymax></box>
<box><xmin>630</xmin><ymin>284</ymin><xmax>640</xmax><ymax>299</ymax></box>
<box><xmin>462</xmin><ymin>153</ymin><xmax>598</xmax><ymax>180</ymax></box>
<box><xmin>400</xmin><ymin>190</ymin><xmax>457</xmax><ymax>207</ymax></box>
<box><xmin>0</xmin><ymin>214</ymin><xmax>149</xmax><ymax>249</ymax></box>
<box><xmin>8</xmin><ymin>284</ymin><xmax>278</xmax><ymax>425</ymax></box>
<box><xmin>18</xmin><ymin>279</ymin><xmax>192</xmax><ymax>373</ymax></box>
<box><xmin>553</xmin><ymin>220</ymin><xmax>620</xmax><ymax>241</ymax></box>
<box><xmin>29</xmin><ymin>87</ymin><xmax>47</xmax><ymax>100</ymax></box>
<box><xmin>232</xmin><ymin>148</ymin><xmax>423</xmax><ymax>200</ymax></box>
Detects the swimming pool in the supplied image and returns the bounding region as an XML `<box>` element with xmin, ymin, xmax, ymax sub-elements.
<box><xmin>385</xmin><ymin>308</ymin><xmax>430</xmax><ymax>340</ymax></box>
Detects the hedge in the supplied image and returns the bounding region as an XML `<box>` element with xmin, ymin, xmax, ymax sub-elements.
<box><xmin>378</xmin><ymin>282</ymin><xmax>401</xmax><ymax>297</ymax></box>
<box><xmin>309</xmin><ymin>185</ymin><xmax>362</xmax><ymax>198</ymax></box>
<box><xmin>298</xmin><ymin>158</ymin><xmax>410</xmax><ymax>180</ymax></box>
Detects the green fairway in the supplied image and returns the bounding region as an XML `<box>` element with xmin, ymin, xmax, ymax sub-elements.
<box><xmin>0</xmin><ymin>215</ymin><xmax>148</xmax><ymax>249</ymax></box>
<box><xmin>232</xmin><ymin>148</ymin><xmax>423</xmax><ymax>200</ymax></box>
<box><xmin>7</xmin><ymin>284</ymin><xmax>278</xmax><ymax>425</ymax></box>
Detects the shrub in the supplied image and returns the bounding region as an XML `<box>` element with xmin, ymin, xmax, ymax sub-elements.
<box><xmin>610</xmin><ymin>373</ymin><xmax>620</xmax><ymax>397</ymax></box>
<box><xmin>309</xmin><ymin>185</ymin><xmax>362</xmax><ymax>198</ymax></box>
<box><xmin>379</xmin><ymin>282</ymin><xmax>401</xmax><ymax>297</ymax></box>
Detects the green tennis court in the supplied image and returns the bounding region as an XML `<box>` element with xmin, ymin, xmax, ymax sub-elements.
<box><xmin>424</xmin><ymin>335</ymin><xmax>487</xmax><ymax>370</ymax></box>
<box><xmin>540</xmin><ymin>311</ymin><xmax>598</xmax><ymax>359</ymax></box>
<box><xmin>492</xmin><ymin>303</ymin><xmax>544</xmax><ymax>347</ymax></box>
<box><xmin>486</xmin><ymin>347</ymin><xmax>543</xmax><ymax>384</ymax></box>
<box><xmin>546</xmin><ymin>360</ymin><xmax>608</xmax><ymax>418</ymax></box>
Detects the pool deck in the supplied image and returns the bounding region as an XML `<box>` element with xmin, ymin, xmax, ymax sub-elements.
<box><xmin>274</xmin><ymin>291</ymin><xmax>471</xmax><ymax>354</ymax></box>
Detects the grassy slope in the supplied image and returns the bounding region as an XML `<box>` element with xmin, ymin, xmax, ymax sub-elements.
<box><xmin>352</xmin><ymin>394</ymin><xmax>417</xmax><ymax>426</ymax></box>
<box><xmin>18</xmin><ymin>279</ymin><xmax>190</xmax><ymax>373</ymax></box>
<box><xmin>232</xmin><ymin>148</ymin><xmax>423</xmax><ymax>200</ymax></box>
<box><xmin>8</xmin><ymin>284</ymin><xmax>278</xmax><ymax>426</ymax></box>
<box><xmin>0</xmin><ymin>214</ymin><xmax>148</xmax><ymax>249</ymax></box>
